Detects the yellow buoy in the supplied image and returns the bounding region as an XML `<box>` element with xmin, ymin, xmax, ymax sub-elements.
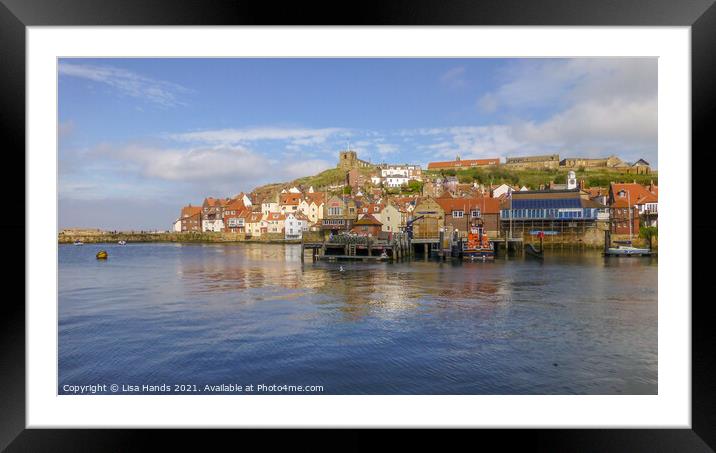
<box><xmin>96</xmin><ymin>250</ymin><xmax>108</xmax><ymax>259</ymax></box>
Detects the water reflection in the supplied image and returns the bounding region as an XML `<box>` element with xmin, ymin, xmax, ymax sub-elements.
<box><xmin>59</xmin><ymin>243</ymin><xmax>657</xmax><ymax>394</ymax></box>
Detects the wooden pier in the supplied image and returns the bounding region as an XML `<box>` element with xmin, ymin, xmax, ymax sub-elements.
<box><xmin>301</xmin><ymin>233</ymin><xmax>413</xmax><ymax>262</ymax></box>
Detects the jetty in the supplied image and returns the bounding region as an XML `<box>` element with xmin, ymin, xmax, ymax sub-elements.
<box><xmin>302</xmin><ymin>233</ymin><xmax>412</xmax><ymax>262</ymax></box>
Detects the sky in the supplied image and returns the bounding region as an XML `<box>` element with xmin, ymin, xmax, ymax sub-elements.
<box><xmin>58</xmin><ymin>58</ymin><xmax>657</xmax><ymax>230</ymax></box>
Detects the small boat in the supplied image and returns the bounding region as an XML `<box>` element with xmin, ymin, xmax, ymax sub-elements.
<box><xmin>462</xmin><ymin>225</ymin><xmax>495</xmax><ymax>260</ymax></box>
<box><xmin>118</xmin><ymin>240</ymin><xmax>127</xmax><ymax>245</ymax></box>
<box><xmin>604</xmin><ymin>245</ymin><xmax>652</xmax><ymax>256</ymax></box>
<box><xmin>73</xmin><ymin>240</ymin><xmax>84</xmax><ymax>246</ymax></box>
<box><xmin>96</xmin><ymin>250</ymin><xmax>108</xmax><ymax>259</ymax></box>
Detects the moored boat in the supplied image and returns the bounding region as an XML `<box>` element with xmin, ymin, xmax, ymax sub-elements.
<box><xmin>118</xmin><ymin>240</ymin><xmax>127</xmax><ymax>245</ymax></box>
<box><xmin>604</xmin><ymin>245</ymin><xmax>652</xmax><ymax>256</ymax></box>
<box><xmin>73</xmin><ymin>240</ymin><xmax>84</xmax><ymax>246</ymax></box>
<box><xmin>462</xmin><ymin>224</ymin><xmax>495</xmax><ymax>260</ymax></box>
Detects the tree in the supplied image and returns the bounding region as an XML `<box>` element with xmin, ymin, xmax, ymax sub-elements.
<box><xmin>639</xmin><ymin>226</ymin><xmax>658</xmax><ymax>250</ymax></box>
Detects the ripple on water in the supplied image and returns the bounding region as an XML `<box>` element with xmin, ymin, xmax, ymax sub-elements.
<box><xmin>58</xmin><ymin>244</ymin><xmax>657</xmax><ymax>394</ymax></box>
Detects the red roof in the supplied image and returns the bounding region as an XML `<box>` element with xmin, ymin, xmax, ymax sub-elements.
<box><xmin>181</xmin><ymin>205</ymin><xmax>202</xmax><ymax>218</ymax></box>
<box><xmin>266</xmin><ymin>212</ymin><xmax>286</xmax><ymax>221</ymax></box>
<box><xmin>610</xmin><ymin>183</ymin><xmax>658</xmax><ymax>207</ymax></box>
<box><xmin>436</xmin><ymin>196</ymin><xmax>501</xmax><ymax>214</ymax></box>
<box><xmin>354</xmin><ymin>213</ymin><xmax>382</xmax><ymax>226</ymax></box>
<box><xmin>280</xmin><ymin>193</ymin><xmax>302</xmax><ymax>206</ymax></box>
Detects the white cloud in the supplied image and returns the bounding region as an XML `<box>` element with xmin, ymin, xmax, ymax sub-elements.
<box><xmin>118</xmin><ymin>145</ymin><xmax>267</xmax><ymax>181</ymax></box>
<box><xmin>59</xmin><ymin>62</ymin><xmax>189</xmax><ymax>107</ymax></box>
<box><xmin>169</xmin><ymin>127</ymin><xmax>347</xmax><ymax>146</ymax></box>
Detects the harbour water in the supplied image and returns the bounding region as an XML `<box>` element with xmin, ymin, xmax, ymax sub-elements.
<box><xmin>58</xmin><ymin>243</ymin><xmax>657</xmax><ymax>395</ymax></box>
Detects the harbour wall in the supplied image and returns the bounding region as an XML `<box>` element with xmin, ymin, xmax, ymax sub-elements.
<box><xmin>58</xmin><ymin>231</ymin><xmax>324</xmax><ymax>244</ymax></box>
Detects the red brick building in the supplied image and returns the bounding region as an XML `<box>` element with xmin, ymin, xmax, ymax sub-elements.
<box><xmin>436</xmin><ymin>196</ymin><xmax>502</xmax><ymax>237</ymax></box>
<box><xmin>179</xmin><ymin>205</ymin><xmax>202</xmax><ymax>232</ymax></box>
<box><xmin>351</xmin><ymin>214</ymin><xmax>383</xmax><ymax>236</ymax></box>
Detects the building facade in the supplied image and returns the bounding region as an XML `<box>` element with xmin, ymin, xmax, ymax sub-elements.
<box><xmin>427</xmin><ymin>156</ymin><xmax>500</xmax><ymax>171</ymax></box>
<box><xmin>500</xmin><ymin>189</ymin><xmax>608</xmax><ymax>238</ymax></box>
<box><xmin>504</xmin><ymin>154</ymin><xmax>560</xmax><ymax>170</ymax></box>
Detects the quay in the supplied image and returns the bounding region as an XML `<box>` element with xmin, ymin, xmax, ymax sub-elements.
<box><xmin>301</xmin><ymin>233</ymin><xmax>412</xmax><ymax>262</ymax></box>
<box><xmin>301</xmin><ymin>232</ymin><xmax>524</xmax><ymax>262</ymax></box>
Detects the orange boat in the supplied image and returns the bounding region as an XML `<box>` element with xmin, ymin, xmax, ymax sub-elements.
<box><xmin>463</xmin><ymin>224</ymin><xmax>495</xmax><ymax>260</ymax></box>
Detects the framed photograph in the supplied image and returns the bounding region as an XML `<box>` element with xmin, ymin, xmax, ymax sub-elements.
<box><xmin>4</xmin><ymin>0</ymin><xmax>713</xmax><ymax>449</ymax></box>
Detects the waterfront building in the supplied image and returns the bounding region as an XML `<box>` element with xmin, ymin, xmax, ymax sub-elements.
<box><xmin>179</xmin><ymin>205</ymin><xmax>202</xmax><ymax>232</ymax></box>
<box><xmin>504</xmin><ymin>154</ymin><xmax>560</xmax><ymax>170</ymax></box>
<box><xmin>436</xmin><ymin>196</ymin><xmax>502</xmax><ymax>238</ymax></box>
<box><xmin>321</xmin><ymin>195</ymin><xmax>358</xmax><ymax>234</ymax></box>
<box><xmin>380</xmin><ymin>201</ymin><xmax>406</xmax><ymax>233</ymax></box>
<box><xmin>427</xmin><ymin>155</ymin><xmax>500</xmax><ymax>170</ymax></box>
<box><xmin>608</xmin><ymin>182</ymin><xmax>658</xmax><ymax>234</ymax></box>
<box><xmin>201</xmin><ymin>197</ymin><xmax>229</xmax><ymax>232</ymax></box>
<box><xmin>500</xmin><ymin>189</ymin><xmax>608</xmax><ymax>238</ymax></box>
<box><xmin>285</xmin><ymin>212</ymin><xmax>309</xmax><ymax>240</ymax></box>
<box><xmin>223</xmin><ymin>198</ymin><xmax>248</xmax><ymax>233</ymax></box>
<box><xmin>411</xmin><ymin>197</ymin><xmax>445</xmax><ymax>239</ymax></box>
<box><xmin>351</xmin><ymin>214</ymin><xmax>383</xmax><ymax>236</ymax></box>
<box><xmin>172</xmin><ymin>218</ymin><xmax>182</xmax><ymax>232</ymax></box>
<box><xmin>245</xmin><ymin>212</ymin><xmax>265</xmax><ymax>237</ymax></box>
<box><xmin>265</xmin><ymin>212</ymin><xmax>286</xmax><ymax>235</ymax></box>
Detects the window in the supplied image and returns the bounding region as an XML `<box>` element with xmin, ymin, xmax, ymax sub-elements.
<box><xmin>471</xmin><ymin>209</ymin><xmax>480</xmax><ymax>218</ymax></box>
<box><xmin>452</xmin><ymin>210</ymin><xmax>464</xmax><ymax>218</ymax></box>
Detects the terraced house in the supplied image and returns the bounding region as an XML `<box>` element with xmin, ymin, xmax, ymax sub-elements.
<box><xmin>179</xmin><ymin>205</ymin><xmax>202</xmax><ymax>232</ymax></box>
<box><xmin>223</xmin><ymin>198</ymin><xmax>248</xmax><ymax>233</ymax></box>
<box><xmin>321</xmin><ymin>195</ymin><xmax>358</xmax><ymax>235</ymax></box>
<box><xmin>201</xmin><ymin>197</ymin><xmax>229</xmax><ymax>232</ymax></box>
<box><xmin>608</xmin><ymin>182</ymin><xmax>658</xmax><ymax>235</ymax></box>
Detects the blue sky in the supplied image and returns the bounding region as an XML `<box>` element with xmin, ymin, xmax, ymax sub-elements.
<box><xmin>58</xmin><ymin>58</ymin><xmax>657</xmax><ymax>230</ymax></box>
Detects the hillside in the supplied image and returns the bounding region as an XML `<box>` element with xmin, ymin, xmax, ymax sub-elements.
<box><xmin>252</xmin><ymin>166</ymin><xmax>375</xmax><ymax>200</ymax></box>
<box><xmin>424</xmin><ymin>166</ymin><xmax>657</xmax><ymax>189</ymax></box>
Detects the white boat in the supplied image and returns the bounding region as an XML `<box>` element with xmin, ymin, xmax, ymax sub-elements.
<box><xmin>605</xmin><ymin>245</ymin><xmax>651</xmax><ymax>256</ymax></box>
<box><xmin>73</xmin><ymin>240</ymin><xmax>84</xmax><ymax>246</ymax></box>
<box><xmin>118</xmin><ymin>240</ymin><xmax>127</xmax><ymax>245</ymax></box>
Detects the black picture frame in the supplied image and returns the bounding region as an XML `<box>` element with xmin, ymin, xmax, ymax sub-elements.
<box><xmin>2</xmin><ymin>0</ymin><xmax>712</xmax><ymax>449</ymax></box>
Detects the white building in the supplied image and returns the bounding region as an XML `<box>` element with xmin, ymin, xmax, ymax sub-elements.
<box><xmin>284</xmin><ymin>213</ymin><xmax>309</xmax><ymax>239</ymax></box>
<box><xmin>202</xmin><ymin>218</ymin><xmax>225</xmax><ymax>232</ymax></box>
<box><xmin>172</xmin><ymin>218</ymin><xmax>182</xmax><ymax>232</ymax></box>
<box><xmin>380</xmin><ymin>164</ymin><xmax>422</xmax><ymax>180</ymax></box>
